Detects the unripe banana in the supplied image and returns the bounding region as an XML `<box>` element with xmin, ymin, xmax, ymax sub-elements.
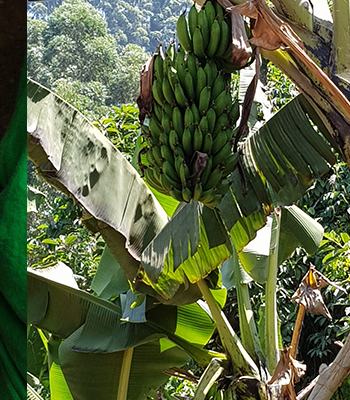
<box><xmin>179</xmin><ymin>160</ymin><xmax>190</xmax><ymax>185</ymax></box>
<box><xmin>144</xmin><ymin>167</ymin><xmax>169</xmax><ymax>194</ymax></box>
<box><xmin>174</xmin><ymin>145</ymin><xmax>185</xmax><ymax>160</ymax></box>
<box><xmin>205</xmin><ymin>1</ymin><xmax>215</xmax><ymax>27</ymax></box>
<box><xmin>163</xmin><ymin>103</ymin><xmax>173</xmax><ymax>119</ymax></box>
<box><xmin>191</xmin><ymin>103</ymin><xmax>200</xmax><ymax>123</ymax></box>
<box><xmin>161</xmin><ymin>112</ymin><xmax>171</xmax><ymax>134</ymax></box>
<box><xmin>228</xmin><ymin>99</ymin><xmax>240</xmax><ymax>125</ymax></box>
<box><xmin>204</xmin><ymin>59</ymin><xmax>218</xmax><ymax>88</ymax></box>
<box><xmin>145</xmin><ymin>133</ymin><xmax>158</xmax><ymax>148</ymax></box>
<box><xmin>182</xmin><ymin>127</ymin><xmax>193</xmax><ymax>157</ymax></box>
<box><xmin>213</xmin><ymin>90</ymin><xmax>231</xmax><ymax>117</ymax></box>
<box><xmin>193</xmin><ymin>27</ymin><xmax>205</xmax><ymax>58</ymax></box>
<box><xmin>206</xmin><ymin>19</ymin><xmax>221</xmax><ymax>57</ymax></box>
<box><xmin>152</xmin><ymin>79</ymin><xmax>165</xmax><ymax>106</ymax></box>
<box><xmin>212</xmin><ymin>141</ymin><xmax>232</xmax><ymax>168</ymax></box>
<box><xmin>165</xmin><ymin>42</ymin><xmax>176</xmax><ymax>64</ymax></box>
<box><xmin>182</xmin><ymin>186</ymin><xmax>192</xmax><ymax>202</ymax></box>
<box><xmin>161</xmin><ymin>144</ymin><xmax>175</xmax><ymax>166</ymax></box>
<box><xmin>222</xmin><ymin>152</ymin><xmax>239</xmax><ymax>176</ymax></box>
<box><xmin>198</xmin><ymin>86</ymin><xmax>212</xmax><ymax>116</ymax></box>
<box><xmin>203</xmin><ymin>166</ymin><xmax>223</xmax><ymax>190</ymax></box>
<box><xmin>206</xmin><ymin>107</ymin><xmax>216</xmax><ymax>134</ymax></box>
<box><xmin>151</xmin><ymin>145</ymin><xmax>163</xmax><ymax>166</ymax></box>
<box><xmin>199</xmin><ymin>115</ymin><xmax>209</xmax><ymax>134</ymax></box>
<box><xmin>216</xmin><ymin>178</ymin><xmax>230</xmax><ymax>195</ymax></box>
<box><xmin>169</xmin><ymin>186</ymin><xmax>184</xmax><ymax>202</ymax></box>
<box><xmin>174</xmin><ymin>153</ymin><xmax>184</xmax><ymax>176</ymax></box>
<box><xmin>188</xmin><ymin>4</ymin><xmax>198</xmax><ymax>39</ymax></box>
<box><xmin>198</xmin><ymin>9</ymin><xmax>209</xmax><ymax>50</ymax></box>
<box><xmin>159</xmin><ymin>131</ymin><xmax>169</xmax><ymax>147</ymax></box>
<box><xmin>203</xmin><ymin>193</ymin><xmax>222</xmax><ymax>208</ymax></box>
<box><xmin>146</xmin><ymin>148</ymin><xmax>156</xmax><ymax>166</ymax></box>
<box><xmin>214</xmin><ymin>1</ymin><xmax>224</xmax><ymax>23</ymax></box>
<box><xmin>172</xmin><ymin>106</ymin><xmax>184</xmax><ymax>139</ymax></box>
<box><xmin>196</xmin><ymin>67</ymin><xmax>207</xmax><ymax>103</ymax></box>
<box><xmin>169</xmin><ymin>129</ymin><xmax>179</xmax><ymax>151</ymax></box>
<box><xmin>184</xmin><ymin>70</ymin><xmax>195</xmax><ymax>102</ymax></box>
<box><xmin>162</xmin><ymin>74</ymin><xmax>175</xmax><ymax>105</ymax></box>
<box><xmin>153</xmin><ymin>102</ymin><xmax>163</xmax><ymax>122</ymax></box>
<box><xmin>199</xmin><ymin>187</ymin><xmax>216</xmax><ymax>204</ymax></box>
<box><xmin>200</xmin><ymin>156</ymin><xmax>213</xmax><ymax>186</ymax></box>
<box><xmin>211</xmin><ymin>73</ymin><xmax>226</xmax><ymax>102</ymax></box>
<box><xmin>163</xmin><ymin>160</ymin><xmax>181</xmax><ymax>183</ymax></box>
<box><xmin>186</xmin><ymin>52</ymin><xmax>197</xmax><ymax>83</ymax></box>
<box><xmin>215</xmin><ymin>19</ymin><xmax>230</xmax><ymax>58</ymax></box>
<box><xmin>174</xmin><ymin>82</ymin><xmax>188</xmax><ymax>109</ymax></box>
<box><xmin>213</xmin><ymin>112</ymin><xmax>229</xmax><ymax>137</ymax></box>
<box><xmin>192</xmin><ymin>179</ymin><xmax>203</xmax><ymax>201</ymax></box>
<box><xmin>149</xmin><ymin>116</ymin><xmax>163</xmax><ymax>139</ymax></box>
<box><xmin>212</xmin><ymin>130</ymin><xmax>228</xmax><ymax>154</ymax></box>
<box><xmin>193</xmin><ymin>125</ymin><xmax>203</xmax><ymax>152</ymax></box>
<box><xmin>153</xmin><ymin>53</ymin><xmax>164</xmax><ymax>81</ymax></box>
<box><xmin>160</xmin><ymin>170</ymin><xmax>181</xmax><ymax>191</ymax></box>
<box><xmin>167</xmin><ymin>64</ymin><xmax>179</xmax><ymax>93</ymax></box>
<box><xmin>177</xmin><ymin>12</ymin><xmax>192</xmax><ymax>53</ymax></box>
<box><xmin>176</xmin><ymin>46</ymin><xmax>187</xmax><ymax>89</ymax></box>
<box><xmin>184</xmin><ymin>107</ymin><xmax>195</xmax><ymax>133</ymax></box>
<box><xmin>201</xmin><ymin>132</ymin><xmax>213</xmax><ymax>154</ymax></box>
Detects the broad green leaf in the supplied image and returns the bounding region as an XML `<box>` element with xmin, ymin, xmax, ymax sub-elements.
<box><xmin>64</xmin><ymin>235</ymin><xmax>77</xmax><ymax>245</ymax></box>
<box><xmin>42</xmin><ymin>239</ymin><xmax>59</xmax><ymax>245</ymax></box>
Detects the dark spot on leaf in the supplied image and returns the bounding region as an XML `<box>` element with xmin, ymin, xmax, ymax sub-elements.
<box><xmin>82</xmin><ymin>185</ymin><xmax>89</xmax><ymax>197</ymax></box>
<box><xmin>89</xmin><ymin>168</ymin><xmax>100</xmax><ymax>189</ymax></box>
<box><xmin>101</xmin><ymin>147</ymin><xmax>107</xmax><ymax>159</ymax></box>
<box><xmin>134</xmin><ymin>204</ymin><xmax>142</xmax><ymax>223</ymax></box>
<box><xmin>87</xmin><ymin>140</ymin><xmax>95</xmax><ymax>152</ymax></box>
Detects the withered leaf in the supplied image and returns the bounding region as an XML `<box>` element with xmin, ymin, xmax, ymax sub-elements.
<box><xmin>136</xmin><ymin>54</ymin><xmax>155</xmax><ymax>124</ymax></box>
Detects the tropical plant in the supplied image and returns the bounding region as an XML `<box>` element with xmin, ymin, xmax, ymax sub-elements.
<box><xmin>27</xmin><ymin>0</ymin><xmax>350</xmax><ymax>399</ymax></box>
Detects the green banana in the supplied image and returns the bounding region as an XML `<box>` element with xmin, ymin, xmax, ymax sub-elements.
<box><xmin>214</xmin><ymin>1</ymin><xmax>224</xmax><ymax>23</ymax></box>
<box><xmin>198</xmin><ymin>86</ymin><xmax>212</xmax><ymax>115</ymax></box>
<box><xmin>149</xmin><ymin>116</ymin><xmax>162</xmax><ymax>138</ymax></box>
<box><xmin>203</xmin><ymin>193</ymin><xmax>222</xmax><ymax>208</ymax></box>
<box><xmin>176</xmin><ymin>45</ymin><xmax>187</xmax><ymax>89</ymax></box>
<box><xmin>200</xmin><ymin>156</ymin><xmax>212</xmax><ymax>186</ymax></box>
<box><xmin>144</xmin><ymin>167</ymin><xmax>169</xmax><ymax>194</ymax></box>
<box><xmin>199</xmin><ymin>187</ymin><xmax>216</xmax><ymax>204</ymax></box>
<box><xmin>193</xmin><ymin>125</ymin><xmax>203</xmax><ymax>152</ymax></box>
<box><xmin>204</xmin><ymin>1</ymin><xmax>216</xmax><ymax>28</ymax></box>
<box><xmin>182</xmin><ymin>126</ymin><xmax>193</xmax><ymax>157</ymax></box>
<box><xmin>216</xmin><ymin>178</ymin><xmax>230</xmax><ymax>194</ymax></box>
<box><xmin>191</xmin><ymin>103</ymin><xmax>200</xmax><ymax>123</ymax></box>
<box><xmin>153</xmin><ymin>53</ymin><xmax>164</xmax><ymax>81</ymax></box>
<box><xmin>169</xmin><ymin>129</ymin><xmax>179</xmax><ymax>151</ymax></box>
<box><xmin>145</xmin><ymin>133</ymin><xmax>158</xmax><ymax>148</ymax></box>
<box><xmin>160</xmin><ymin>170</ymin><xmax>181</xmax><ymax>191</ymax></box>
<box><xmin>184</xmin><ymin>70</ymin><xmax>195</xmax><ymax>102</ymax></box>
<box><xmin>206</xmin><ymin>19</ymin><xmax>221</xmax><ymax>57</ymax></box>
<box><xmin>163</xmin><ymin>160</ymin><xmax>180</xmax><ymax>183</ymax></box>
<box><xmin>188</xmin><ymin>4</ymin><xmax>198</xmax><ymax>38</ymax></box>
<box><xmin>174</xmin><ymin>82</ymin><xmax>188</xmax><ymax>109</ymax></box>
<box><xmin>174</xmin><ymin>153</ymin><xmax>184</xmax><ymax>176</ymax></box>
<box><xmin>212</xmin><ymin>129</ymin><xmax>228</xmax><ymax>154</ymax></box>
<box><xmin>159</xmin><ymin>131</ymin><xmax>169</xmax><ymax>147</ymax></box>
<box><xmin>174</xmin><ymin>145</ymin><xmax>185</xmax><ymax>160</ymax></box>
<box><xmin>169</xmin><ymin>186</ymin><xmax>184</xmax><ymax>202</ymax></box>
<box><xmin>204</xmin><ymin>59</ymin><xmax>218</xmax><ymax>88</ymax></box>
<box><xmin>172</xmin><ymin>106</ymin><xmax>184</xmax><ymax>139</ymax></box>
<box><xmin>192</xmin><ymin>179</ymin><xmax>203</xmax><ymax>201</ymax></box>
<box><xmin>228</xmin><ymin>99</ymin><xmax>240</xmax><ymax>125</ymax></box>
<box><xmin>151</xmin><ymin>145</ymin><xmax>163</xmax><ymax>165</ymax></box>
<box><xmin>215</xmin><ymin>19</ymin><xmax>230</xmax><ymax>58</ymax></box>
<box><xmin>152</xmin><ymin>79</ymin><xmax>165</xmax><ymax>106</ymax></box>
<box><xmin>213</xmin><ymin>112</ymin><xmax>229</xmax><ymax>137</ymax></box>
<box><xmin>196</xmin><ymin>66</ymin><xmax>207</xmax><ymax>103</ymax></box>
<box><xmin>162</xmin><ymin>74</ymin><xmax>175</xmax><ymax>105</ymax></box>
<box><xmin>193</xmin><ymin>26</ymin><xmax>205</xmax><ymax>58</ymax></box>
<box><xmin>206</xmin><ymin>107</ymin><xmax>216</xmax><ymax>134</ymax></box>
<box><xmin>182</xmin><ymin>186</ymin><xmax>192</xmax><ymax>202</ymax></box>
<box><xmin>186</xmin><ymin>52</ymin><xmax>197</xmax><ymax>83</ymax></box>
<box><xmin>211</xmin><ymin>73</ymin><xmax>226</xmax><ymax>102</ymax></box>
<box><xmin>161</xmin><ymin>112</ymin><xmax>172</xmax><ymax>134</ymax></box>
<box><xmin>201</xmin><ymin>132</ymin><xmax>213</xmax><ymax>154</ymax></box>
<box><xmin>184</xmin><ymin>107</ymin><xmax>195</xmax><ymax>133</ymax></box>
<box><xmin>198</xmin><ymin>9</ymin><xmax>209</xmax><ymax>50</ymax></box>
<box><xmin>146</xmin><ymin>148</ymin><xmax>156</xmax><ymax>166</ymax></box>
<box><xmin>199</xmin><ymin>115</ymin><xmax>209</xmax><ymax>134</ymax></box>
<box><xmin>179</xmin><ymin>160</ymin><xmax>190</xmax><ymax>185</ymax></box>
<box><xmin>212</xmin><ymin>141</ymin><xmax>232</xmax><ymax>168</ymax></box>
<box><xmin>163</xmin><ymin>102</ymin><xmax>173</xmax><ymax>119</ymax></box>
<box><xmin>177</xmin><ymin>12</ymin><xmax>192</xmax><ymax>53</ymax></box>
<box><xmin>222</xmin><ymin>152</ymin><xmax>239</xmax><ymax>176</ymax></box>
<box><xmin>213</xmin><ymin>90</ymin><xmax>231</xmax><ymax>117</ymax></box>
<box><xmin>153</xmin><ymin>102</ymin><xmax>163</xmax><ymax>122</ymax></box>
<box><xmin>167</xmin><ymin>63</ymin><xmax>179</xmax><ymax>93</ymax></box>
<box><xmin>203</xmin><ymin>166</ymin><xmax>223</xmax><ymax>190</ymax></box>
<box><xmin>161</xmin><ymin>144</ymin><xmax>175</xmax><ymax>166</ymax></box>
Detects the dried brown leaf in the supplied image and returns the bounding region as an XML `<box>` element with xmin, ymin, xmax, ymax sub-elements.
<box><xmin>268</xmin><ymin>348</ymin><xmax>291</xmax><ymax>386</ymax></box>
<box><xmin>136</xmin><ymin>54</ymin><xmax>155</xmax><ymax>124</ymax></box>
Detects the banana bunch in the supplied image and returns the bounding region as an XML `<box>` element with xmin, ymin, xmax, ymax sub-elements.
<box><xmin>177</xmin><ymin>0</ymin><xmax>236</xmax><ymax>72</ymax></box>
<box><xmin>140</xmin><ymin>0</ymin><xmax>241</xmax><ymax>208</ymax></box>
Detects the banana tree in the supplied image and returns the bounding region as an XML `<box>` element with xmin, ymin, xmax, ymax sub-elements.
<box><xmin>27</xmin><ymin>0</ymin><xmax>350</xmax><ymax>398</ymax></box>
